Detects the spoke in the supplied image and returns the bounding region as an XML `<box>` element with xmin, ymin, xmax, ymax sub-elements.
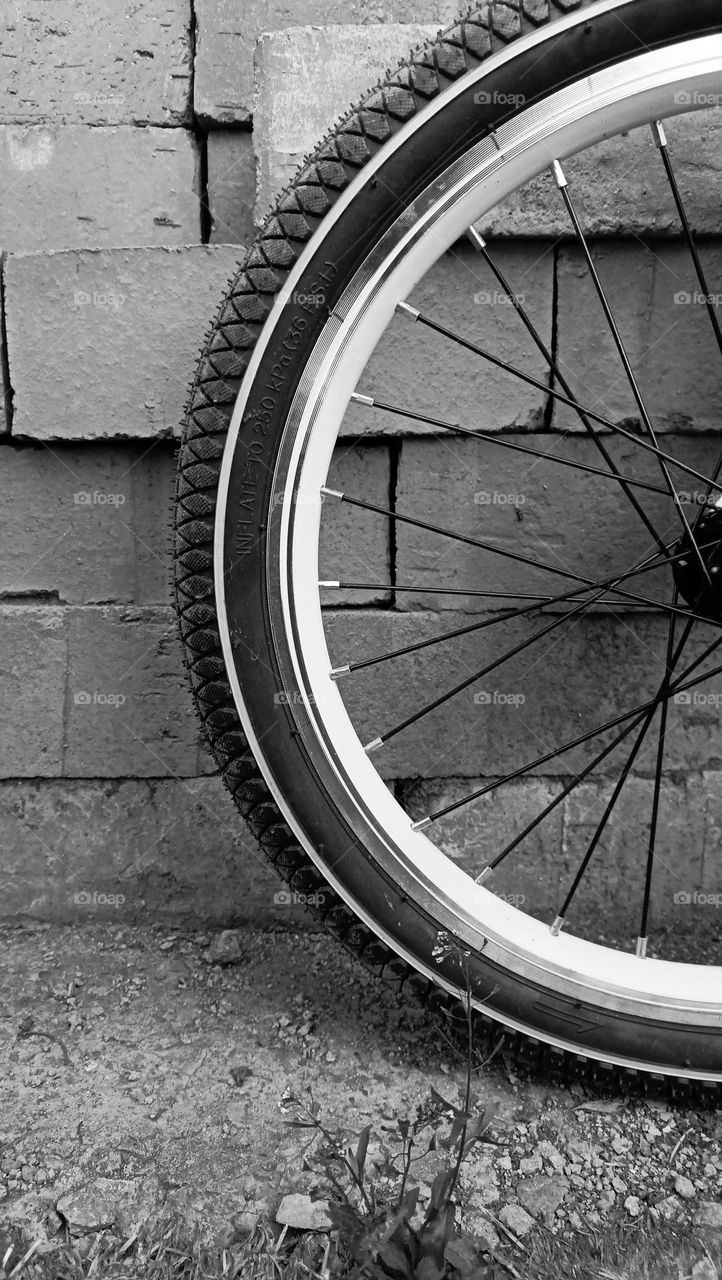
<box><xmin>330</xmin><ymin>578</ymin><xmax>638</xmax><ymax>678</ymax></box>
<box><xmin>351</xmin><ymin>391</ymin><xmax>673</xmax><ymax>502</ymax></box>
<box><xmin>636</xmin><ymin>593</ymin><xmax>681</xmax><ymax>954</ymax></box>
<box><xmin>321</xmin><ymin>484</ymin><xmax>604</xmax><ymax>588</ymax></box>
<box><xmin>320</xmin><ymin>487</ymin><xmax>722</xmax><ymax>626</ymax></box>
<box><xmin>331</xmin><ymin>586</ymin><xmax>580</xmax><ymax>678</ymax></box>
<box><xmin>653</xmin><ymin>121</ymin><xmax>722</xmax><ymax>525</ymax></box>
<box><xmin>466</xmin><ymin>225</ymin><xmax>668</xmax><ymax>551</ymax></box>
<box><xmin>320</xmin><ymin>580</ymin><xmax>704</xmax><ymax>608</ymax></box>
<box><xmin>552</xmin><ymin>158</ymin><xmax>711</xmax><ymax>587</ymax></box>
<box><xmin>395</xmin><ymin>303</ymin><xmax>721</xmax><ymax>495</ymax></box>
<box><xmin>477</xmin><ymin>614</ymin><xmax>696</xmax><ymax>886</ymax></box>
<box><xmin>412</xmin><ymin>632</ymin><xmax>722</xmax><ymax>828</ymax></box>
<box><xmin>321</xmin><ymin>582</ymin><xmax>575</xmax><ymax>600</ymax></box>
<box><xmin>555</xmin><ymin>606</ymin><xmax>691</xmax><ymax>945</ymax></box>
<box><xmin>653</xmin><ymin>121</ymin><xmax>722</xmax><ymax>360</ymax></box>
<box><xmin>329</xmin><ymin>545</ymin><xmax>720</xmax><ymax>678</ymax></box>
<box><xmin>475</xmin><ymin>706</ymin><xmax>648</xmax><ymax>885</ymax></box>
<box><xmin>362</xmin><ymin>589</ymin><xmax>601</xmax><ymax>754</ymax></box>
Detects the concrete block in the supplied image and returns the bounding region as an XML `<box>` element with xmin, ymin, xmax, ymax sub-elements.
<box><xmin>63</xmin><ymin>606</ymin><xmax>206</xmax><ymax>778</ymax></box>
<box><xmin>323</xmin><ymin>609</ymin><xmax>722</xmax><ymax>779</ymax></box>
<box><xmin>0</xmin><ymin>254</ymin><xmax>9</xmax><ymax>433</ymax></box>
<box><xmin>0</xmin><ymin>0</ymin><xmax>191</xmax><ymax>126</ymax></box>
<box><xmin>554</xmin><ymin>239</ymin><xmax>722</xmax><ymax>434</ymax></box>
<box><xmin>341</xmin><ymin>240</ymin><xmax>554</xmax><ymax>438</ymax></box>
<box><xmin>0</xmin><ymin>603</ymin><xmax>206</xmax><ymax>780</ymax></box>
<box><xmin>0</xmin><ymin>441</ymin><xmax>174</xmax><ymax>604</ymax></box>
<box><xmin>399</xmin><ymin>774</ymin><xmax>565</xmax><ymax>914</ymax></box>
<box><xmin>6</xmin><ymin>245</ymin><xmax>243</xmax><ymax>440</ymax></box>
<box><xmin>0</xmin><ymin>606</ymin><xmax>66</xmax><ymax>776</ymax></box>
<box><xmin>0</xmin><ymin>776</ymin><xmax>298</xmax><ymax>926</ymax></box>
<box><xmin>0</xmin><ymin>126</ymin><xmax>201</xmax><ymax>253</ymax></box>
<box><xmin>474</xmin><ymin>110</ymin><xmax>722</xmax><ymax>237</ymax></box>
<box><xmin>390</xmin><ymin>771</ymin><xmax>721</xmax><ymax>941</ymax></box>
<box><xmin>561</xmin><ymin>775</ymin><xmax>708</xmax><ymax>939</ymax></box>
<box><xmin>394</xmin><ymin>432</ymin><xmax>718</xmax><ymax>610</ymax></box>
<box><xmin>321</xmin><ymin>442</ymin><xmax>391</xmax><ymax>605</ymax></box>
<box><xmin>254</xmin><ymin>23</ymin><xmax>438</xmax><ymax>215</ymax></box>
<box><xmin>207</xmin><ymin>131</ymin><xmax>256</xmax><ymax>246</ymax></box>
<box><xmin>197</xmin><ymin>3</ymin><xmax>458</xmax><ymax>126</ymax></box>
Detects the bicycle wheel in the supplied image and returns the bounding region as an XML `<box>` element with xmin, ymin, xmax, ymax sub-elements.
<box><xmin>174</xmin><ymin>0</ymin><xmax>722</xmax><ymax>1081</ymax></box>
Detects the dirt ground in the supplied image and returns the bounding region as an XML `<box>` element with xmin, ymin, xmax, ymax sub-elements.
<box><xmin>1</xmin><ymin>920</ymin><xmax>721</xmax><ymax>1266</ymax></box>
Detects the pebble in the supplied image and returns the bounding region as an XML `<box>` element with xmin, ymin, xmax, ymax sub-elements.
<box><xmin>517</xmin><ymin>1175</ymin><xmax>569</xmax><ymax>1226</ymax></box>
<box><xmin>624</xmin><ymin>1195</ymin><xmax>641</xmax><ymax>1217</ymax></box>
<box><xmin>537</xmin><ymin>1141</ymin><xmax>565</xmax><ymax>1172</ymax></box>
<box><xmin>498</xmin><ymin>1203</ymin><xmax>536</xmax><ymax>1237</ymax></box>
<box><xmin>695</xmin><ymin>1202</ymin><xmax>722</xmax><ymax>1229</ymax></box>
<box><xmin>675</xmin><ymin>1174</ymin><xmax>696</xmax><ymax>1200</ymax></box>
<box><xmin>692</xmin><ymin>1260</ymin><xmax>719</xmax><ymax>1280</ymax></box>
<box><xmin>204</xmin><ymin>931</ymin><xmax>246</xmax><ymax>966</ymax></box>
<box><xmin>657</xmin><ymin>1195</ymin><xmax>682</xmax><ymax>1221</ymax></box>
<box><xmin>276</xmin><ymin>1193</ymin><xmax>332</xmax><ymax>1231</ymax></box>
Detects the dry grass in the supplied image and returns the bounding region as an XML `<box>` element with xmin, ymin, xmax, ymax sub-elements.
<box><xmin>0</xmin><ymin>1219</ymin><xmax>331</xmax><ymax>1280</ymax></box>
<box><xmin>3</xmin><ymin>1201</ymin><xmax>721</xmax><ymax>1280</ymax></box>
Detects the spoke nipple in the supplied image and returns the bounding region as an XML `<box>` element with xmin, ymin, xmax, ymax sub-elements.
<box><xmin>411</xmin><ymin>816</ymin><xmax>432</xmax><ymax>831</ymax></box>
<box><xmin>318</xmin><ymin>580</ymin><xmax>341</xmax><ymax>589</ymax></box>
<box><xmin>320</xmin><ymin>486</ymin><xmax>344</xmax><ymax>500</ymax></box>
<box><xmin>364</xmin><ymin>736</ymin><xmax>383</xmax><ymax>754</ymax></box>
<box><xmin>350</xmin><ymin>392</ymin><xmax>374</xmax><ymax>407</ymax></box>
<box><xmin>329</xmin><ymin>665</ymin><xmax>350</xmax><ymax>681</ymax></box>
<box><xmin>396</xmin><ymin>301</ymin><xmax>420</xmax><ymax>322</ymax></box>
<box><xmin>475</xmin><ymin>866</ymin><xmax>492</xmax><ymax>885</ymax></box>
<box><xmin>551</xmin><ymin>159</ymin><xmax>568</xmax><ymax>189</ymax></box>
<box><xmin>635</xmin><ymin>935</ymin><xmax>648</xmax><ymax>959</ymax></box>
<box><xmin>550</xmin><ymin>915</ymin><xmax>565</xmax><ymax>937</ymax></box>
<box><xmin>466</xmin><ymin>226</ymin><xmax>486</xmax><ymax>251</ymax></box>
<box><xmin>651</xmin><ymin>120</ymin><xmax>667</xmax><ymax>149</ymax></box>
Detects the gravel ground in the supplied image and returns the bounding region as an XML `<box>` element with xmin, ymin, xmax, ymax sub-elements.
<box><xmin>1</xmin><ymin>920</ymin><xmax>721</xmax><ymax>1271</ymax></box>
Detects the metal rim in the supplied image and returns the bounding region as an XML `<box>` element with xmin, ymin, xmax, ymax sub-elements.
<box><xmin>277</xmin><ymin>41</ymin><xmax>722</xmax><ymax>1027</ymax></box>
<box><xmin>210</xmin><ymin>11</ymin><xmax>722</xmax><ymax>1075</ymax></box>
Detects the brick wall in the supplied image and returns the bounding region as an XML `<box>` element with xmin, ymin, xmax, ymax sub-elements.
<box><xmin>1</xmin><ymin>3</ymin><xmax>721</xmax><ymax>939</ymax></box>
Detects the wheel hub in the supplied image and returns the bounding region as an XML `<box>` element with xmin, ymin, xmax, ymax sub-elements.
<box><xmin>673</xmin><ymin>505</ymin><xmax>722</xmax><ymax>619</ymax></box>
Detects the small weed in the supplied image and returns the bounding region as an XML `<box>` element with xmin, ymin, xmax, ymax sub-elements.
<box><xmin>276</xmin><ymin>933</ymin><xmax>506</xmax><ymax>1278</ymax></box>
<box><xmin>281</xmin><ymin>1081</ymin><xmax>501</xmax><ymax>1278</ymax></box>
